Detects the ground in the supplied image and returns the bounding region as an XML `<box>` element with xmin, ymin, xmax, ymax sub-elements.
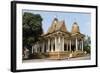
<box><xmin>22</xmin><ymin>54</ymin><xmax>90</xmax><ymax>63</ymax></box>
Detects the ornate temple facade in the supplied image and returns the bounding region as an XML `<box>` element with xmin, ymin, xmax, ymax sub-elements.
<box><xmin>32</xmin><ymin>18</ymin><xmax>85</xmax><ymax>59</ymax></box>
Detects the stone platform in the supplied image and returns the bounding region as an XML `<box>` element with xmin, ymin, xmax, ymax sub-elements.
<box><xmin>46</xmin><ymin>51</ymin><xmax>85</xmax><ymax>60</ymax></box>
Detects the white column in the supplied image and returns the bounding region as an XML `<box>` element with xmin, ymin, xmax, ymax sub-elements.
<box><xmin>79</xmin><ymin>41</ymin><xmax>81</xmax><ymax>50</ymax></box>
<box><xmin>59</xmin><ymin>36</ymin><xmax>60</xmax><ymax>43</ymax></box>
<box><xmin>42</xmin><ymin>41</ymin><xmax>44</xmax><ymax>53</ymax></box>
<box><xmin>35</xmin><ymin>44</ymin><xmax>38</xmax><ymax>53</ymax></box>
<box><xmin>48</xmin><ymin>39</ymin><xmax>50</xmax><ymax>52</ymax></box>
<box><xmin>55</xmin><ymin>37</ymin><xmax>57</xmax><ymax>51</ymax></box>
<box><xmin>56</xmin><ymin>37</ymin><xmax>58</xmax><ymax>51</ymax></box>
<box><xmin>32</xmin><ymin>46</ymin><xmax>34</xmax><ymax>54</ymax></box>
<box><xmin>46</xmin><ymin>41</ymin><xmax>48</xmax><ymax>52</ymax></box>
<box><xmin>39</xmin><ymin>43</ymin><xmax>41</xmax><ymax>53</ymax></box>
<box><xmin>62</xmin><ymin>37</ymin><xmax>64</xmax><ymax>51</ymax></box>
<box><xmin>70</xmin><ymin>40</ymin><xmax>71</xmax><ymax>51</ymax></box>
<box><xmin>58</xmin><ymin>36</ymin><xmax>61</xmax><ymax>51</ymax></box>
<box><xmin>51</xmin><ymin>39</ymin><xmax>53</xmax><ymax>52</ymax></box>
<box><xmin>82</xmin><ymin>40</ymin><xmax>83</xmax><ymax>51</ymax></box>
<box><xmin>76</xmin><ymin>38</ymin><xmax>78</xmax><ymax>51</ymax></box>
<box><xmin>67</xmin><ymin>42</ymin><xmax>68</xmax><ymax>51</ymax></box>
<box><xmin>37</xmin><ymin>42</ymin><xmax>39</xmax><ymax>53</ymax></box>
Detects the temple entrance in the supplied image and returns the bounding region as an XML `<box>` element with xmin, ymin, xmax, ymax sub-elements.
<box><xmin>53</xmin><ymin>44</ymin><xmax>55</xmax><ymax>51</ymax></box>
<box><xmin>64</xmin><ymin>44</ymin><xmax>67</xmax><ymax>51</ymax></box>
<box><xmin>71</xmin><ymin>45</ymin><xmax>75</xmax><ymax>51</ymax></box>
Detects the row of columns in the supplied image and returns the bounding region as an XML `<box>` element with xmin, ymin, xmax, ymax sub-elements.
<box><xmin>32</xmin><ymin>36</ymin><xmax>84</xmax><ymax>53</ymax></box>
<box><xmin>75</xmin><ymin>37</ymin><xmax>84</xmax><ymax>51</ymax></box>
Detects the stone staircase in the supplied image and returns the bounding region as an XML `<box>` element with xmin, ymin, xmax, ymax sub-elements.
<box><xmin>47</xmin><ymin>51</ymin><xmax>71</xmax><ymax>60</ymax></box>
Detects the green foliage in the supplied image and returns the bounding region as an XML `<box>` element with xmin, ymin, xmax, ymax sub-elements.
<box><xmin>84</xmin><ymin>36</ymin><xmax>91</xmax><ymax>54</ymax></box>
<box><xmin>23</xmin><ymin>12</ymin><xmax>43</xmax><ymax>48</ymax></box>
<box><xmin>84</xmin><ymin>46</ymin><xmax>91</xmax><ymax>54</ymax></box>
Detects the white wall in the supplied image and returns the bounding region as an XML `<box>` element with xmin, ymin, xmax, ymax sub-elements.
<box><xmin>0</xmin><ymin>0</ymin><xmax>100</xmax><ymax>73</ymax></box>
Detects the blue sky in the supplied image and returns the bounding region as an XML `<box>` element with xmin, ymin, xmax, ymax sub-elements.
<box><xmin>23</xmin><ymin>10</ymin><xmax>91</xmax><ymax>36</ymax></box>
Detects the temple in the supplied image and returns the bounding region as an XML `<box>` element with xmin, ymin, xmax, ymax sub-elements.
<box><xmin>32</xmin><ymin>18</ymin><xmax>85</xmax><ymax>59</ymax></box>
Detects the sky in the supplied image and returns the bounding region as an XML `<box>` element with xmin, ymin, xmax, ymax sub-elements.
<box><xmin>23</xmin><ymin>10</ymin><xmax>91</xmax><ymax>36</ymax></box>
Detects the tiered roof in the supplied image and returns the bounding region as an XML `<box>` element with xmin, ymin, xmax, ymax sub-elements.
<box><xmin>47</xmin><ymin>18</ymin><xmax>67</xmax><ymax>34</ymax></box>
<box><xmin>42</xmin><ymin>18</ymin><xmax>85</xmax><ymax>38</ymax></box>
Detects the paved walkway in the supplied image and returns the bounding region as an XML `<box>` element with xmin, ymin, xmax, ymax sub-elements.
<box><xmin>23</xmin><ymin>55</ymin><xmax>91</xmax><ymax>63</ymax></box>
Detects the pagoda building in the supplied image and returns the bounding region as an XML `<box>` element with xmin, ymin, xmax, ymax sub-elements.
<box><xmin>32</xmin><ymin>18</ymin><xmax>85</xmax><ymax>59</ymax></box>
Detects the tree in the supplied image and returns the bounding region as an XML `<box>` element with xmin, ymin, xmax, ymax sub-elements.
<box><xmin>23</xmin><ymin>12</ymin><xmax>43</xmax><ymax>49</ymax></box>
<box><xmin>84</xmin><ymin>35</ymin><xmax>91</xmax><ymax>54</ymax></box>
